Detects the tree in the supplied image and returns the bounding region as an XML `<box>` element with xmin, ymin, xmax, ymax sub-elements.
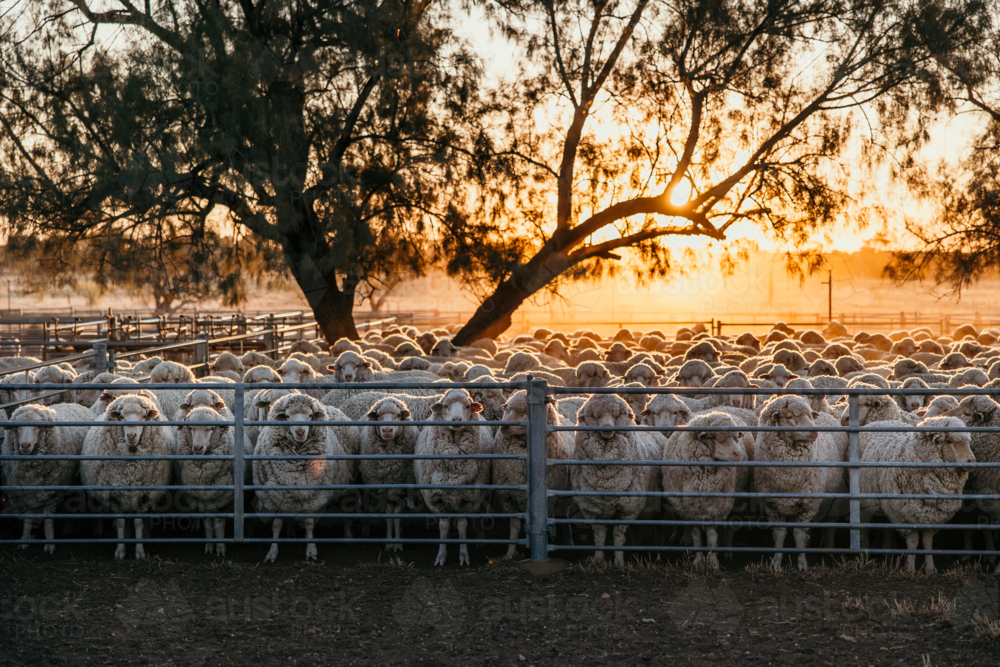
<box><xmin>0</xmin><ymin>0</ymin><xmax>475</xmax><ymax>340</ymax></box>
<box><xmin>883</xmin><ymin>3</ymin><xmax>999</xmax><ymax>294</ymax></box>
<box><xmin>444</xmin><ymin>0</ymin><xmax>986</xmax><ymax>344</ymax></box>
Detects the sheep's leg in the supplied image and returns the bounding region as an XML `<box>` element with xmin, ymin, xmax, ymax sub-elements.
<box><xmin>114</xmin><ymin>518</ymin><xmax>126</xmax><ymax>560</ymax></box>
<box><xmin>770</xmin><ymin>527</ymin><xmax>787</xmax><ymax>570</ymax></box>
<box><xmin>43</xmin><ymin>519</ymin><xmax>55</xmax><ymax>554</ymax></box>
<box><xmin>505</xmin><ymin>518</ymin><xmax>521</xmax><ymax>560</ymax></box>
<box><xmin>204</xmin><ymin>518</ymin><xmax>214</xmax><ymax>555</ymax></box>
<box><xmin>681</xmin><ymin>526</ymin><xmax>693</xmax><ymax>547</ymax></box>
<box><xmin>705</xmin><ymin>527</ymin><xmax>720</xmax><ymax>571</ymax></box>
<box><xmin>434</xmin><ymin>518</ymin><xmax>450</xmax><ymax>566</ymax></box>
<box><xmin>134</xmin><ymin>518</ymin><xmax>146</xmax><ymax>559</ymax></box>
<box><xmin>962</xmin><ymin>528</ymin><xmax>974</xmax><ymax>562</ymax></box>
<box><xmin>612</xmin><ymin>525</ymin><xmax>627</xmax><ymax>567</ymax></box>
<box><xmin>921</xmin><ymin>530</ymin><xmax>936</xmax><ymax>575</ymax></box>
<box><xmin>265</xmin><ymin>518</ymin><xmax>282</xmax><ymax>562</ymax></box>
<box><xmin>593</xmin><ymin>524</ymin><xmax>607</xmax><ymax>563</ymax></box>
<box><xmin>304</xmin><ymin>519</ymin><xmax>317</xmax><ymax>561</ymax></box>
<box><xmin>691</xmin><ymin>526</ymin><xmax>704</xmax><ymax>565</ymax></box>
<box><xmin>385</xmin><ymin>519</ymin><xmax>394</xmax><ymax>551</ymax></box>
<box><xmin>343</xmin><ymin>520</ymin><xmax>353</xmax><ymax>539</ymax></box>
<box><xmin>563</xmin><ymin>523</ymin><xmax>575</xmax><ymax>547</ymax></box>
<box><xmin>793</xmin><ymin>527</ymin><xmax>809</xmax><ymax>571</ymax></box>
<box><xmin>390</xmin><ymin>501</ymin><xmax>404</xmax><ymax>552</ymax></box>
<box><xmin>214</xmin><ymin>518</ymin><xmax>226</xmax><ymax>556</ymax></box>
<box><xmin>903</xmin><ymin>531</ymin><xmax>918</xmax><ymax>574</ymax></box>
<box><xmin>457</xmin><ymin>518</ymin><xmax>470</xmax><ymax>566</ymax></box>
<box><xmin>19</xmin><ymin>519</ymin><xmax>32</xmax><ymax>549</ymax></box>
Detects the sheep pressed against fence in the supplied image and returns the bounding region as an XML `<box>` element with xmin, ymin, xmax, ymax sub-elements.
<box><xmin>2</xmin><ymin>379</ymin><xmax>1000</xmax><ymax>568</ymax></box>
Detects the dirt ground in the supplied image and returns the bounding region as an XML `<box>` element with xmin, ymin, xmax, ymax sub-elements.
<box><xmin>3</xmin><ymin>526</ymin><xmax>999</xmax><ymax>667</ymax></box>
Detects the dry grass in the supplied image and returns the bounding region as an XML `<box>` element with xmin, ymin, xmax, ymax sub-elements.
<box><xmin>925</xmin><ymin>592</ymin><xmax>955</xmax><ymax>620</ymax></box>
<box><xmin>355</xmin><ymin>553</ymin><xmax>414</xmax><ymax>571</ymax></box>
<box><xmin>971</xmin><ymin>609</ymin><xmax>1000</xmax><ymax>639</ymax></box>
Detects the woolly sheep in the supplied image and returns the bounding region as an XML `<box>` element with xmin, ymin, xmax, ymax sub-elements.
<box><xmin>414</xmin><ymin>388</ymin><xmax>493</xmax><ymax>566</ymax></box>
<box><xmin>360</xmin><ymin>397</ymin><xmax>419</xmax><ymax>551</ymax></box>
<box><xmin>80</xmin><ymin>395</ymin><xmax>173</xmax><ymax>559</ymax></box>
<box><xmin>176</xmin><ymin>406</ymin><xmax>235</xmax><ymax>555</ymax></box>
<box><xmin>210</xmin><ymin>352</ymin><xmax>245</xmax><ymax>377</ymax></box>
<box><xmin>683</xmin><ymin>341</ymin><xmax>719</xmax><ymax>364</ymax></box>
<box><xmin>289</xmin><ymin>340</ymin><xmax>324</xmax><ymax>356</ymax></box>
<box><xmin>754</xmin><ymin>395</ymin><xmax>846</xmax><ymax>570</ymax></box>
<box><xmin>573</xmin><ymin>361</ymin><xmax>614</xmax><ymax>388</ymax></box>
<box><xmin>254</xmin><ymin>393</ymin><xmax>351</xmax><ymax>562</ymax></box>
<box><xmin>430</xmin><ymin>339</ymin><xmax>456</xmax><ymax>357</ymax></box>
<box><xmin>923</xmin><ymin>395</ymin><xmax>960</xmax><ymax>419</ymax></box>
<box><xmin>570</xmin><ymin>394</ymin><xmax>654</xmax><ymax>566</ymax></box>
<box><xmin>398</xmin><ymin>357</ymin><xmax>432</xmax><ymax>371</ymax></box>
<box><xmin>492</xmin><ymin>390</ymin><xmax>574</xmax><ymax>559</ymax></box>
<box><xmin>555</xmin><ymin>397</ymin><xmax>586</xmax><ymax>425</ymax></box>
<box><xmin>0</xmin><ymin>370</ymin><xmax>34</xmax><ymax>405</ymax></box>
<box><xmin>277</xmin><ymin>358</ymin><xmax>330</xmax><ymax>400</ymax></box>
<box><xmin>942</xmin><ymin>396</ymin><xmax>1000</xmax><ymax>572</ymax></box>
<box><xmin>130</xmin><ymin>356</ymin><xmax>164</xmax><ymax>376</ymax></box>
<box><xmin>662</xmin><ymin>411</ymin><xmax>748</xmax><ymax>570</ymax></box>
<box><xmin>90</xmin><ymin>378</ymin><xmax>164</xmax><ymax>418</ymax></box>
<box><xmin>74</xmin><ymin>372</ymin><xmax>122</xmax><ymax>408</ymax></box>
<box><xmin>31</xmin><ymin>366</ymin><xmax>77</xmax><ymax>405</ymax></box>
<box><xmin>859</xmin><ymin>416</ymin><xmax>974</xmax><ymax>573</ymax></box>
<box><xmin>807</xmin><ymin>359</ymin><xmax>837</xmax><ymax>377</ymax></box>
<box><xmin>772</xmin><ymin>349</ymin><xmax>809</xmax><ymax>372</ymax></box>
<box><xmin>2</xmin><ymin>403</ymin><xmax>94</xmax><ymax>552</ymax></box>
<box><xmin>332</xmin><ymin>338</ymin><xmax>363</xmax><ymax>355</ymax></box>
<box><xmin>939</xmin><ymin>352</ymin><xmax>970</xmax><ymax>371</ymax></box>
<box><xmin>896</xmin><ymin>377</ymin><xmax>932</xmax><ymax>413</ymax></box>
<box><xmin>150</xmin><ymin>361</ymin><xmax>195</xmax><ymax>384</ymax></box>
<box><xmin>674</xmin><ymin>360</ymin><xmax>715</xmax><ymax>387</ymax></box>
<box><xmin>241</xmin><ymin>351</ymin><xmax>278</xmax><ymax>369</ymax></box>
<box><xmin>758</xmin><ymin>364</ymin><xmax>797</xmax><ymax>388</ymax></box>
<box><xmin>948</xmin><ymin>368</ymin><xmax>989</xmax><ymax>389</ymax></box>
<box><xmin>328</xmin><ymin>351</ymin><xmax>375</xmax><ymax>383</ymax></box>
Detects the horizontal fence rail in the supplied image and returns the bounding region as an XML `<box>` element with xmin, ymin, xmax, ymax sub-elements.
<box><xmin>1</xmin><ymin>378</ymin><xmax>1000</xmax><ymax>568</ymax></box>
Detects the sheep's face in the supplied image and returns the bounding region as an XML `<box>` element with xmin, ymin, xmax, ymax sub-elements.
<box><xmin>369</xmin><ymin>401</ymin><xmax>410</xmax><ymax>441</ymax></box>
<box><xmin>576</xmin><ymin>363</ymin><xmax>610</xmax><ymax>388</ymax></box>
<box><xmin>920</xmin><ymin>422</ymin><xmax>976</xmax><ymax>472</ymax></box>
<box><xmin>643</xmin><ymin>401</ymin><xmax>691</xmax><ymax>428</ymax></box>
<box><xmin>923</xmin><ymin>396</ymin><xmax>959</xmax><ymax>419</ymax></box>
<box><xmin>699</xmin><ymin>431</ymin><xmax>744</xmax><ymax>463</ymax></box>
<box><xmin>580</xmin><ymin>397</ymin><xmax>632</xmax><ymax>439</ymax></box>
<box><xmin>278</xmin><ymin>406</ymin><xmax>323</xmax><ymax>443</ymax></box>
<box><xmin>108</xmin><ymin>403</ymin><xmax>158</xmax><ymax>453</ymax></box>
<box><xmin>903</xmin><ymin>393</ymin><xmax>926</xmax><ymax>413</ymax></box>
<box><xmin>332</xmin><ymin>357</ymin><xmax>371</xmax><ymax>383</ymax></box>
<box><xmin>431</xmin><ymin>391</ymin><xmax>483</xmax><ymax>430</ymax></box>
<box><xmin>840</xmin><ymin>395</ymin><xmax>888</xmax><ymax>427</ymax></box>
<box><xmin>763</xmin><ymin>367</ymin><xmax>796</xmax><ymax>388</ymax></box>
<box><xmin>15</xmin><ymin>425</ymin><xmax>40</xmax><ymax>454</ymax></box>
<box><xmin>180</xmin><ymin>390</ymin><xmax>227</xmax><ymax>416</ymax></box>
<box><xmin>625</xmin><ymin>367</ymin><xmax>656</xmax><ymax>387</ymax></box>
<box><xmin>944</xmin><ymin>397</ymin><xmax>997</xmax><ymax>426</ymax></box>
<box><xmin>471</xmin><ymin>387</ymin><xmax>504</xmax><ymax>422</ymax></box>
<box><xmin>277</xmin><ymin>362</ymin><xmax>313</xmax><ymax>385</ymax></box>
<box><xmin>185</xmin><ymin>414</ymin><xmax>228</xmax><ymax>456</ymax></box>
<box><xmin>765</xmin><ymin>400</ymin><xmax>819</xmax><ymax>442</ymax></box>
<box><xmin>808</xmin><ymin>361</ymin><xmax>836</xmax><ymax>377</ymax></box>
<box><xmin>255</xmin><ymin>389</ymin><xmax>295</xmax><ymax>424</ymax></box>
<box><xmin>431</xmin><ymin>340</ymin><xmax>455</xmax><ymax>357</ymax></box>
<box><xmin>499</xmin><ymin>398</ymin><xmax>527</xmax><ymax>436</ymax></box>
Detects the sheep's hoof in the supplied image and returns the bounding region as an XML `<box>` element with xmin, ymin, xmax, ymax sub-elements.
<box><xmin>434</xmin><ymin>554</ymin><xmax>447</xmax><ymax>566</ymax></box>
<box><xmin>796</xmin><ymin>555</ymin><xmax>807</xmax><ymax>571</ymax></box>
<box><xmin>459</xmin><ymin>548</ymin><xmax>470</xmax><ymax>566</ymax></box>
<box><xmin>960</xmin><ymin>554</ymin><xmax>971</xmax><ymax>562</ymax></box>
<box><xmin>614</xmin><ymin>556</ymin><xmax>625</xmax><ymax>567</ymax></box>
<box><xmin>135</xmin><ymin>545</ymin><xmax>146</xmax><ymax>559</ymax></box>
<box><xmin>18</xmin><ymin>543</ymin><xmax>29</xmax><ymax>550</ymax></box>
<box><xmin>388</xmin><ymin>543</ymin><xmax>403</xmax><ymax>552</ymax></box>
<box><xmin>504</xmin><ymin>548</ymin><xmax>517</xmax><ymax>560</ymax></box>
<box><xmin>305</xmin><ymin>544</ymin><xmax>318</xmax><ymax>560</ymax></box>
<box><xmin>44</xmin><ymin>544</ymin><xmax>55</xmax><ymax>554</ymax></box>
<box><xmin>215</xmin><ymin>544</ymin><xmax>226</xmax><ymax>557</ymax></box>
<box><xmin>114</xmin><ymin>545</ymin><xmax>126</xmax><ymax>560</ymax></box>
<box><xmin>708</xmin><ymin>554</ymin><xmax>720</xmax><ymax>571</ymax></box>
<box><xmin>205</xmin><ymin>543</ymin><xmax>214</xmax><ymax>555</ymax></box>
<box><xmin>593</xmin><ymin>552</ymin><xmax>605</xmax><ymax>563</ymax></box>
<box><xmin>769</xmin><ymin>555</ymin><xmax>783</xmax><ymax>571</ymax></box>
<box><xmin>264</xmin><ymin>546</ymin><xmax>279</xmax><ymax>563</ymax></box>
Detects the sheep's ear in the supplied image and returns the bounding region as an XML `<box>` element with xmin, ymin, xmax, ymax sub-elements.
<box><xmin>750</xmin><ymin>384</ymin><xmax>759</xmax><ymax>389</ymax></box>
<box><xmin>311</xmin><ymin>410</ymin><xmax>326</xmax><ymax>421</ymax></box>
<box><xmin>275</xmin><ymin>411</ymin><xmax>288</xmax><ymax>421</ymax></box>
<box><xmin>400</xmin><ymin>409</ymin><xmax>411</xmax><ymax>420</ymax></box>
<box><xmin>640</xmin><ymin>409</ymin><xmax>651</xmax><ymax>419</ymax></box>
<box><xmin>276</xmin><ymin>368</ymin><xmax>286</xmax><ymax>376</ymax></box>
<box><xmin>100</xmin><ymin>391</ymin><xmax>115</xmax><ymax>404</ymax></box>
<box><xmin>179</xmin><ymin>402</ymin><xmax>192</xmax><ymax>413</ymax></box>
<box><xmin>108</xmin><ymin>410</ymin><xmax>122</xmax><ymax>421</ymax></box>
<box><xmin>302</xmin><ymin>367</ymin><xmax>313</xmax><ymax>375</ymax></box>
<box><xmin>362</xmin><ymin>362</ymin><xmax>371</xmax><ymax>368</ymax></box>
<box><xmin>871</xmin><ymin>399</ymin><xmax>882</xmax><ymax>409</ymax></box>
<box><xmin>932</xmin><ymin>433</ymin><xmax>943</xmax><ymax>443</ymax></box>
<box><xmin>214</xmin><ymin>401</ymin><xmax>226</xmax><ymax>411</ymax></box>
<box><xmin>431</xmin><ymin>403</ymin><xmax>443</xmax><ymax>413</ymax></box>
<box><xmin>812</xmin><ymin>411</ymin><xmax>820</xmax><ymax>419</ymax></box>
<box><xmin>367</xmin><ymin>410</ymin><xmax>379</xmax><ymax>421</ymax></box>
<box><xmin>698</xmin><ymin>431</ymin><xmax>707</xmax><ymax>438</ymax></box>
<box><xmin>146</xmin><ymin>407</ymin><xmax>160</xmax><ymax>420</ymax></box>
<box><xmin>916</xmin><ymin>409</ymin><xmax>927</xmax><ymax>417</ymax></box>
<box><xmin>139</xmin><ymin>390</ymin><xmax>155</xmax><ymax>400</ymax></box>
<box><xmin>470</xmin><ymin>402</ymin><xmax>484</xmax><ymax>413</ymax></box>
<box><xmin>215</xmin><ymin>424</ymin><xmax>229</xmax><ymax>433</ymax></box>
<box><xmin>327</xmin><ymin>365</ymin><xmax>336</xmax><ymax>372</ymax></box>
<box><xmin>790</xmin><ymin>373</ymin><xmax>799</xmax><ymax>379</ymax></box>
<box><xmin>254</xmin><ymin>399</ymin><xmax>269</xmax><ymax>409</ymax></box>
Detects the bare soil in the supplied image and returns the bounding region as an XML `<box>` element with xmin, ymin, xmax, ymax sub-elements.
<box><xmin>2</xmin><ymin>526</ymin><xmax>999</xmax><ymax>667</ymax></box>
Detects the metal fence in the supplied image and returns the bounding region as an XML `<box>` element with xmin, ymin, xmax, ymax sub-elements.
<box><xmin>2</xmin><ymin>380</ymin><xmax>1000</xmax><ymax>566</ymax></box>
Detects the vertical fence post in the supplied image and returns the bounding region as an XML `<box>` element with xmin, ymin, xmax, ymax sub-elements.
<box><xmin>848</xmin><ymin>393</ymin><xmax>861</xmax><ymax>552</ymax></box>
<box><xmin>92</xmin><ymin>342</ymin><xmax>109</xmax><ymax>374</ymax></box>
<box><xmin>233</xmin><ymin>386</ymin><xmax>245</xmax><ymax>542</ymax></box>
<box><xmin>526</xmin><ymin>378</ymin><xmax>550</xmax><ymax>561</ymax></box>
<box><xmin>194</xmin><ymin>333</ymin><xmax>209</xmax><ymax>378</ymax></box>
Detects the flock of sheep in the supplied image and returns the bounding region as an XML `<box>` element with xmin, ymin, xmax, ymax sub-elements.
<box><xmin>2</xmin><ymin>318</ymin><xmax>999</xmax><ymax>574</ymax></box>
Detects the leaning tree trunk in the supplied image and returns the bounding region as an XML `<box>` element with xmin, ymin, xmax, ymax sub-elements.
<box><xmin>452</xmin><ymin>249</ymin><xmax>572</xmax><ymax>344</ymax></box>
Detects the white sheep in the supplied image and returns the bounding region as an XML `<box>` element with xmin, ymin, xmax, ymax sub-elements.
<box><xmin>754</xmin><ymin>395</ymin><xmax>846</xmax><ymax>571</ymax></box>
<box><xmin>254</xmin><ymin>393</ymin><xmax>352</xmax><ymax>562</ymax></box>
<box><xmin>80</xmin><ymin>395</ymin><xmax>173</xmax><ymax>559</ymax></box>
<box><xmin>414</xmin><ymin>388</ymin><xmax>492</xmax><ymax>566</ymax></box>
<box><xmin>491</xmin><ymin>389</ymin><xmax>574</xmax><ymax>559</ymax></box>
<box><xmin>176</xmin><ymin>406</ymin><xmax>234</xmax><ymax>556</ymax></box>
<box><xmin>32</xmin><ymin>365</ymin><xmax>77</xmax><ymax>405</ymax></box>
<box><xmin>662</xmin><ymin>411</ymin><xmax>748</xmax><ymax>570</ymax></box>
<box><xmin>360</xmin><ymin>397</ymin><xmax>419</xmax><ymax>551</ymax></box>
<box><xmin>859</xmin><ymin>415</ymin><xmax>975</xmax><ymax>573</ymax></box>
<box><xmin>570</xmin><ymin>394</ymin><xmax>654</xmax><ymax>566</ymax></box>
<box><xmin>2</xmin><ymin>403</ymin><xmax>94</xmax><ymax>552</ymax></box>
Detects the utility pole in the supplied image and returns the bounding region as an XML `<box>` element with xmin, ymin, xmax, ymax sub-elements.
<box><xmin>820</xmin><ymin>271</ymin><xmax>832</xmax><ymax>322</ymax></box>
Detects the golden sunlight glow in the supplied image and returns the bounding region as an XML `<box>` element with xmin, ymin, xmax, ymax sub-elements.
<box><xmin>669</xmin><ymin>178</ymin><xmax>692</xmax><ymax>207</ymax></box>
